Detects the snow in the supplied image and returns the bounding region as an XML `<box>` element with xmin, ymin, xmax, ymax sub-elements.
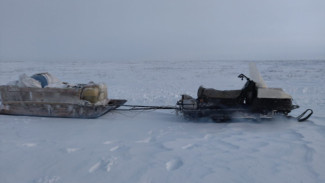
<box><xmin>0</xmin><ymin>60</ymin><xmax>325</xmax><ymax>183</ymax></box>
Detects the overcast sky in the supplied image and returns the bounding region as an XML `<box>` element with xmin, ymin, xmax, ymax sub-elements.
<box><xmin>1</xmin><ymin>0</ymin><xmax>324</xmax><ymax>62</ymax></box>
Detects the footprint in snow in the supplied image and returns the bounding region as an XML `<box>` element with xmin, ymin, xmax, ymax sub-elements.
<box><xmin>36</xmin><ymin>176</ymin><xmax>61</xmax><ymax>183</ymax></box>
<box><xmin>22</xmin><ymin>143</ymin><xmax>37</xmax><ymax>147</ymax></box>
<box><xmin>136</xmin><ymin>137</ymin><xmax>152</xmax><ymax>143</ymax></box>
<box><xmin>89</xmin><ymin>158</ymin><xmax>117</xmax><ymax>173</ymax></box>
<box><xmin>66</xmin><ymin>148</ymin><xmax>80</xmax><ymax>153</ymax></box>
<box><xmin>166</xmin><ymin>158</ymin><xmax>183</xmax><ymax>171</ymax></box>
<box><xmin>204</xmin><ymin>134</ymin><xmax>213</xmax><ymax>140</ymax></box>
<box><xmin>106</xmin><ymin>158</ymin><xmax>117</xmax><ymax>172</ymax></box>
<box><xmin>103</xmin><ymin>141</ymin><xmax>114</xmax><ymax>145</ymax></box>
<box><xmin>89</xmin><ymin>162</ymin><xmax>101</xmax><ymax>173</ymax></box>
<box><xmin>110</xmin><ymin>146</ymin><xmax>120</xmax><ymax>152</ymax></box>
<box><xmin>181</xmin><ymin>144</ymin><xmax>194</xmax><ymax>150</ymax></box>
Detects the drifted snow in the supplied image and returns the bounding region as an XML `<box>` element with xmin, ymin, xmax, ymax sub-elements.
<box><xmin>0</xmin><ymin>60</ymin><xmax>325</xmax><ymax>183</ymax></box>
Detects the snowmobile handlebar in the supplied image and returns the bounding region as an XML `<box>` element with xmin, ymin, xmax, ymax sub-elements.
<box><xmin>238</xmin><ymin>74</ymin><xmax>250</xmax><ymax>81</ymax></box>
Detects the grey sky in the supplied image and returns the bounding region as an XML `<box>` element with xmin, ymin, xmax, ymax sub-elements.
<box><xmin>1</xmin><ymin>0</ymin><xmax>324</xmax><ymax>62</ymax></box>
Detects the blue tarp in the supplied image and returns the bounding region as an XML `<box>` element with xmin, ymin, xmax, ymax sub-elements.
<box><xmin>31</xmin><ymin>74</ymin><xmax>48</xmax><ymax>88</ymax></box>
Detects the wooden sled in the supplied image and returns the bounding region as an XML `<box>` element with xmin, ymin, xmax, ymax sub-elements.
<box><xmin>0</xmin><ymin>85</ymin><xmax>126</xmax><ymax>119</ymax></box>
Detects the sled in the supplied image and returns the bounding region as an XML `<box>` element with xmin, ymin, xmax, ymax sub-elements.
<box><xmin>0</xmin><ymin>73</ymin><xmax>126</xmax><ymax>118</ymax></box>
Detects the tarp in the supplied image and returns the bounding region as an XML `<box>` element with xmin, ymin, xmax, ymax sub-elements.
<box><xmin>8</xmin><ymin>73</ymin><xmax>62</xmax><ymax>88</ymax></box>
<box><xmin>17</xmin><ymin>74</ymin><xmax>42</xmax><ymax>88</ymax></box>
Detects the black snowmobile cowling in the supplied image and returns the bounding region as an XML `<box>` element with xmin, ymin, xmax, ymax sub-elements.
<box><xmin>176</xmin><ymin>64</ymin><xmax>312</xmax><ymax>122</ymax></box>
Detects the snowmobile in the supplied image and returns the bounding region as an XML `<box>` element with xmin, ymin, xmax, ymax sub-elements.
<box><xmin>176</xmin><ymin>63</ymin><xmax>313</xmax><ymax>122</ymax></box>
<box><xmin>0</xmin><ymin>73</ymin><xmax>126</xmax><ymax>118</ymax></box>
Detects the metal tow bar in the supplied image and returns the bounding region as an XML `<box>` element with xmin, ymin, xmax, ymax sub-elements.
<box><xmin>118</xmin><ymin>104</ymin><xmax>178</xmax><ymax>111</ymax></box>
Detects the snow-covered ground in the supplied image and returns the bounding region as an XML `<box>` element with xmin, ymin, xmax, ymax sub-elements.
<box><xmin>0</xmin><ymin>60</ymin><xmax>324</xmax><ymax>183</ymax></box>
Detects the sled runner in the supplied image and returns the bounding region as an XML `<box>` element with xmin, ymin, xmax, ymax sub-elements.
<box><xmin>0</xmin><ymin>73</ymin><xmax>126</xmax><ymax>118</ymax></box>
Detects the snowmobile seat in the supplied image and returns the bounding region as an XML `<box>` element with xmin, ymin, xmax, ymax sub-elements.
<box><xmin>197</xmin><ymin>86</ymin><xmax>242</xmax><ymax>99</ymax></box>
<box><xmin>197</xmin><ymin>86</ymin><xmax>242</xmax><ymax>106</ymax></box>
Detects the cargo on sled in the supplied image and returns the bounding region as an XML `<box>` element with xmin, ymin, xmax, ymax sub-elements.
<box><xmin>176</xmin><ymin>63</ymin><xmax>313</xmax><ymax>122</ymax></box>
<box><xmin>0</xmin><ymin>73</ymin><xmax>126</xmax><ymax>118</ymax></box>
